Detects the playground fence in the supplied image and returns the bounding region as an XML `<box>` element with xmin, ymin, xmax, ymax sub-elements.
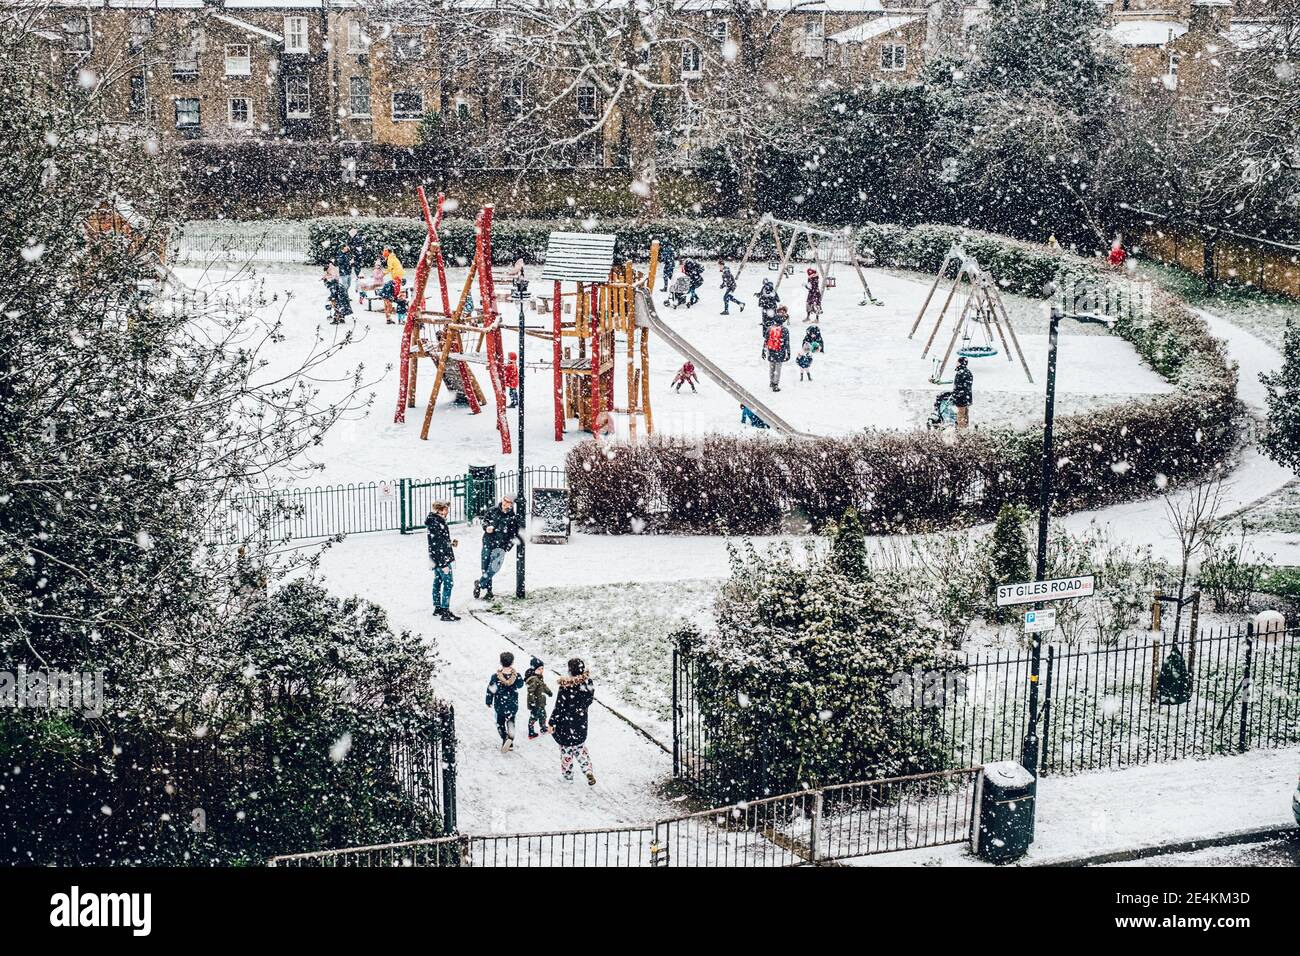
<box><xmin>204</xmin><ymin>466</ymin><xmax>567</xmax><ymax>545</ymax></box>
<box><xmin>172</xmin><ymin>222</ymin><xmax>311</xmax><ymax>265</ymax></box>
<box><xmin>674</xmin><ymin>623</ymin><xmax>1300</xmax><ymax>803</ymax></box>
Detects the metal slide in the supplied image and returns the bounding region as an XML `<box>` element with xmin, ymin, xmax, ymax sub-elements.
<box><xmin>634</xmin><ymin>288</ymin><xmax>812</xmax><ymax>439</ymax></box>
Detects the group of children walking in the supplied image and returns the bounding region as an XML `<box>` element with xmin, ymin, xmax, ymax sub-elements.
<box><xmin>485</xmin><ymin>652</ymin><xmax>598</xmax><ymax>784</ymax></box>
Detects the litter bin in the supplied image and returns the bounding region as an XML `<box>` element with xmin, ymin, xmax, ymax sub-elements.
<box><xmin>467</xmin><ymin>464</ymin><xmax>496</xmax><ymax>521</ymax></box>
<box><xmin>975</xmin><ymin>761</ymin><xmax>1035</xmax><ymax>864</ymax></box>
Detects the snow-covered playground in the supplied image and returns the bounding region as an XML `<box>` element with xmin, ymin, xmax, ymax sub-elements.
<box><xmin>175</xmin><ymin>256</ymin><xmax>1172</xmax><ymax>485</ymax></box>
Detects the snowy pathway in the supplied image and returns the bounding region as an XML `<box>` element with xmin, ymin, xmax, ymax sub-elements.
<box><xmin>313</xmin><ymin>529</ymin><xmax>677</xmax><ymax>834</ymax></box>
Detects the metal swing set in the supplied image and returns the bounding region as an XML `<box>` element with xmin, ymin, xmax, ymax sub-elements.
<box><xmin>734</xmin><ymin>214</ymin><xmax>883</xmax><ymax>307</ymax></box>
<box><xmin>910</xmin><ymin>244</ymin><xmax>1033</xmax><ymax>385</ymax></box>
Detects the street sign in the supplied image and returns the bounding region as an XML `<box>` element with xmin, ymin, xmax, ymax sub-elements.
<box><xmin>1023</xmin><ymin>609</ymin><xmax>1056</xmax><ymax>633</ymax></box>
<box><xmin>996</xmin><ymin>574</ymin><xmax>1095</xmax><ymax>607</ymax></box>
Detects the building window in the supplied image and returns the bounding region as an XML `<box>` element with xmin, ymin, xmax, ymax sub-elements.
<box><xmin>1168</xmin><ymin>54</ymin><xmax>1180</xmax><ymax>77</ymax></box>
<box><xmin>456</xmin><ymin>101</ymin><xmax>470</xmax><ymax>120</ymax></box>
<box><xmin>500</xmin><ymin>76</ymin><xmax>523</xmax><ymax>114</ymax></box>
<box><xmin>349</xmin><ymin>76</ymin><xmax>371</xmax><ymax>116</ymax></box>
<box><xmin>128</xmin><ymin>16</ymin><xmax>152</xmax><ymax>51</ymax></box>
<box><xmin>881</xmin><ymin>43</ymin><xmax>906</xmax><ymax>72</ymax></box>
<box><xmin>284</xmin><ymin>16</ymin><xmax>309</xmax><ymax>54</ymax></box>
<box><xmin>175</xmin><ymin>43</ymin><xmax>200</xmax><ymax>77</ymax></box>
<box><xmin>713</xmin><ymin>20</ymin><xmax>728</xmax><ymax>45</ymax></box>
<box><xmin>129</xmin><ymin>74</ymin><xmax>147</xmax><ymax>115</ymax></box>
<box><xmin>228</xmin><ymin>97</ymin><xmax>251</xmax><ymax>127</ymax></box>
<box><xmin>393</xmin><ymin>31</ymin><xmax>425</xmax><ymax>62</ymax></box>
<box><xmin>175</xmin><ymin>98</ymin><xmax>200</xmax><ymax>129</ymax></box>
<box><xmin>285</xmin><ymin>78</ymin><xmax>310</xmax><ymax>119</ymax></box>
<box><xmin>576</xmin><ymin>82</ymin><xmax>597</xmax><ymax>118</ymax></box>
<box><xmin>391</xmin><ymin>89</ymin><xmax>424</xmax><ymax>121</ymax></box>
<box><xmin>64</xmin><ymin>15</ymin><xmax>91</xmax><ymax>53</ymax></box>
<box><xmin>804</xmin><ymin>20</ymin><xmax>824</xmax><ymax>59</ymax></box>
<box><xmin>681</xmin><ymin>44</ymin><xmax>702</xmax><ymax>77</ymax></box>
<box><xmin>224</xmin><ymin>44</ymin><xmax>251</xmax><ymax>77</ymax></box>
<box><xmin>347</xmin><ymin>20</ymin><xmax>370</xmax><ymax>54</ymax></box>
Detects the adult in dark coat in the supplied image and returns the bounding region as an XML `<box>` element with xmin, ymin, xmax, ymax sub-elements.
<box><xmin>334</xmin><ymin>245</ymin><xmax>355</xmax><ymax>297</ymax></box>
<box><xmin>660</xmin><ymin>241</ymin><xmax>676</xmax><ymax>291</ymax></box>
<box><xmin>425</xmin><ymin>503</ymin><xmax>459</xmax><ymax>621</ymax></box>
<box><xmin>549</xmin><ymin>658</ymin><xmax>596</xmax><ymax>785</ymax></box>
<box><xmin>953</xmin><ymin>357</ymin><xmax>974</xmax><ymax>429</ymax></box>
<box><xmin>475</xmin><ymin>496</ymin><xmax>520</xmax><ymax>599</ymax></box>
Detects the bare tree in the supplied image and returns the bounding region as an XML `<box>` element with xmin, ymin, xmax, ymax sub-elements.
<box><xmin>1162</xmin><ymin>472</ymin><xmax>1224</xmax><ymax>642</ymax></box>
<box><xmin>370</xmin><ymin>0</ymin><xmax>821</xmax><ymax>214</ymax></box>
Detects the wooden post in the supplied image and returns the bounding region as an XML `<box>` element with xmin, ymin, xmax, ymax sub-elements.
<box><xmin>552</xmin><ymin>279</ymin><xmax>564</xmax><ymax>442</ymax></box>
<box><xmin>1186</xmin><ymin>591</ymin><xmax>1201</xmax><ymax>679</ymax></box>
<box><xmin>1149</xmin><ymin>638</ymin><xmax>1161</xmax><ymax>704</ymax></box>
<box><xmin>589</xmin><ymin>283</ymin><xmax>602</xmax><ymax>434</ymax></box>
<box><xmin>1151</xmin><ymin>589</ymin><xmax>1162</xmax><ymax>631</ymax></box>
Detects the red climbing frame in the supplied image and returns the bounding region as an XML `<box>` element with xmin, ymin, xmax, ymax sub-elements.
<box><xmin>395</xmin><ymin>187</ymin><xmax>444</xmax><ymax>423</ymax></box>
<box><xmin>476</xmin><ymin>205</ymin><xmax>512</xmax><ymax>454</ymax></box>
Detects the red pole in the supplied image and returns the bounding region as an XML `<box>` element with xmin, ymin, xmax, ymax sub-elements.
<box><xmin>476</xmin><ymin>205</ymin><xmax>511</xmax><ymax>454</ymax></box>
<box><xmin>395</xmin><ymin>185</ymin><xmax>438</xmax><ymax>423</ymax></box>
<box><xmin>553</xmin><ymin>279</ymin><xmax>564</xmax><ymax>442</ymax></box>
<box><xmin>432</xmin><ymin>192</ymin><xmax>451</xmax><ymax>319</ymax></box>
<box><xmin>589</xmin><ymin>285</ymin><xmax>601</xmax><ymax>434</ymax></box>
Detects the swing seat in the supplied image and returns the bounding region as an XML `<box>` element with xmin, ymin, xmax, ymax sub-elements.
<box><xmin>783</xmin><ymin>265</ymin><xmax>795</xmax><ymax>276</ymax></box>
<box><xmin>767</xmin><ymin>259</ymin><xmax>779</xmax><ymax>271</ymax></box>
<box><xmin>958</xmin><ymin>344</ymin><xmax>998</xmax><ymax>359</ymax></box>
<box><xmin>825</xmin><ymin>277</ymin><xmax>836</xmax><ymax>288</ymax></box>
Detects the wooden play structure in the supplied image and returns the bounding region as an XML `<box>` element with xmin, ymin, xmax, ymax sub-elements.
<box><xmin>539</xmin><ymin>232</ymin><xmax>658</xmax><ymax>442</ymax></box>
<box><xmin>910</xmin><ymin>244</ymin><xmax>1033</xmax><ymax>385</ymax></box>
<box><xmin>397</xmin><ymin>196</ymin><xmax>661</xmax><ymax>448</ymax></box>
<box><xmin>734</xmin><ymin>214</ymin><xmax>882</xmax><ymax>307</ymax></box>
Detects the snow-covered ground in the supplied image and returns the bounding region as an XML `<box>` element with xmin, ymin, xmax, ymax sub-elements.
<box><xmin>175</xmin><ymin>259</ymin><xmax>1171</xmax><ymax>485</ymax></box>
<box><xmin>208</xmin><ymin>247</ymin><xmax>1293</xmax><ymax>850</ymax></box>
<box><xmin>850</xmin><ymin>745</ymin><xmax>1300</xmax><ymax>867</ymax></box>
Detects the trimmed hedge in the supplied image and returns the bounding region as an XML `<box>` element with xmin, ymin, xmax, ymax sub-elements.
<box><xmin>561</xmin><ymin>223</ymin><xmax>1240</xmax><ymax>534</ymax></box>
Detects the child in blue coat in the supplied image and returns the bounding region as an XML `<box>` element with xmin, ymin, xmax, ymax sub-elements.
<box><xmin>486</xmin><ymin>651</ymin><xmax>525</xmax><ymax>752</ymax></box>
<box><xmin>796</xmin><ymin>344</ymin><xmax>813</xmax><ymax>381</ymax></box>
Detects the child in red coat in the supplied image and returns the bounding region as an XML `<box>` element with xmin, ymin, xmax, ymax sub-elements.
<box><xmin>672</xmin><ymin>361</ymin><xmax>699</xmax><ymax>393</ymax></box>
<box><xmin>504</xmin><ymin>353</ymin><xmax>520</xmax><ymax>407</ymax></box>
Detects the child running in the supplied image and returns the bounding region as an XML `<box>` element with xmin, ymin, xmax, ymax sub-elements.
<box><xmin>672</xmin><ymin>360</ymin><xmax>699</xmax><ymax>393</ymax></box>
<box><xmin>485</xmin><ymin>651</ymin><xmax>524</xmax><ymax>752</ymax></box>
<box><xmin>525</xmin><ymin>657</ymin><xmax>552</xmax><ymax>740</ymax></box>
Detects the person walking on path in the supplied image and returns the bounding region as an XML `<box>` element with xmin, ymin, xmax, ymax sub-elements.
<box><xmin>764</xmin><ymin>312</ymin><xmax>791</xmax><ymax>392</ymax></box>
<box><xmin>804</xmin><ymin>268</ymin><xmax>823</xmax><ymax>322</ymax></box>
<box><xmin>486</xmin><ymin>651</ymin><xmax>524</xmax><ymax>752</ymax></box>
<box><xmin>475</xmin><ymin>495</ymin><xmax>520</xmax><ymax>600</ymax></box>
<box><xmin>504</xmin><ymin>352</ymin><xmax>520</xmax><ymax>408</ymax></box>
<box><xmin>425</xmin><ymin>501</ymin><xmax>460</xmax><ymax>621</ymax></box>
<box><xmin>660</xmin><ymin>241</ymin><xmax>676</xmax><ymax>291</ymax></box>
<box><xmin>719</xmin><ymin>263</ymin><xmax>745</xmax><ymax>316</ymax></box>
<box><xmin>549</xmin><ymin>658</ymin><xmax>596</xmax><ymax>785</ymax></box>
<box><xmin>524</xmin><ymin>657</ymin><xmax>552</xmax><ymax>740</ymax></box>
<box><xmin>953</xmin><ymin>356</ymin><xmax>974</xmax><ymax>429</ymax></box>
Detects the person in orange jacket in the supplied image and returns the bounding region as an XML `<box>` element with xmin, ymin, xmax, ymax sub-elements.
<box><xmin>504</xmin><ymin>352</ymin><xmax>519</xmax><ymax>407</ymax></box>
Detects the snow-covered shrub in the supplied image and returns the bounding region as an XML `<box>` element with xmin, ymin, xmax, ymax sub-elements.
<box><xmin>1081</xmin><ymin>527</ymin><xmax>1165</xmax><ymax>645</ymax></box>
<box><xmin>675</xmin><ymin>542</ymin><xmax>950</xmax><ymax>802</ymax></box>
<box><xmin>1198</xmin><ymin>526</ymin><xmax>1265</xmax><ymax>613</ymax></box>
<box><xmin>908</xmin><ymin>533</ymin><xmax>992</xmax><ymax>648</ymax></box>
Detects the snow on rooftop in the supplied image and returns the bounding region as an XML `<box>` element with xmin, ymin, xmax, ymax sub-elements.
<box><xmin>213</xmin><ymin>12</ymin><xmax>284</xmax><ymax>42</ymax></box>
<box><xmin>1222</xmin><ymin>20</ymin><xmax>1283</xmax><ymax>50</ymax></box>
<box><xmin>222</xmin><ymin>0</ymin><xmax>325</xmax><ymax>9</ymax></box>
<box><xmin>830</xmin><ymin>13</ymin><xmax>920</xmax><ymax>44</ymax></box>
<box><xmin>1110</xmin><ymin>19</ymin><xmax>1187</xmax><ymax>47</ymax></box>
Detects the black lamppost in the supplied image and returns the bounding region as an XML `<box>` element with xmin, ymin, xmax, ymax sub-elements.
<box><xmin>1021</xmin><ymin>304</ymin><xmax>1063</xmax><ymax>774</ymax></box>
<box><xmin>513</xmin><ymin>280</ymin><xmax>528</xmax><ymax>599</ymax></box>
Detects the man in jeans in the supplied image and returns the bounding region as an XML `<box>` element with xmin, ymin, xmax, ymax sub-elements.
<box><xmin>425</xmin><ymin>501</ymin><xmax>459</xmax><ymax>621</ymax></box>
<box><xmin>474</xmin><ymin>494</ymin><xmax>520</xmax><ymax>600</ymax></box>
<box><xmin>764</xmin><ymin>311</ymin><xmax>791</xmax><ymax>392</ymax></box>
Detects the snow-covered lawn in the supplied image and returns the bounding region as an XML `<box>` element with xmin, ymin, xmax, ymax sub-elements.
<box><xmin>482</xmin><ymin>579</ymin><xmax>718</xmax><ymax>743</ymax></box>
<box><xmin>175</xmin><ymin>258</ymin><xmax>1172</xmax><ymax>486</ymax></box>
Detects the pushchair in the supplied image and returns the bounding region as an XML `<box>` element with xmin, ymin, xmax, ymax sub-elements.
<box><xmin>664</xmin><ymin>274</ymin><xmax>692</xmax><ymax>310</ymax></box>
<box><xmin>927</xmin><ymin>390</ymin><xmax>957</xmax><ymax>429</ymax></box>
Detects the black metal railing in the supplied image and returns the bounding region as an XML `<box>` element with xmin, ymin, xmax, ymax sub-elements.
<box><xmin>674</xmin><ymin>624</ymin><xmax>1300</xmax><ymax>801</ymax></box>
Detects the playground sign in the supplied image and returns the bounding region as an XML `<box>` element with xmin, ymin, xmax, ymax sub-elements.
<box><xmin>1023</xmin><ymin>609</ymin><xmax>1056</xmax><ymax>634</ymax></box>
<box><xmin>996</xmin><ymin>574</ymin><xmax>1095</xmax><ymax>607</ymax></box>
